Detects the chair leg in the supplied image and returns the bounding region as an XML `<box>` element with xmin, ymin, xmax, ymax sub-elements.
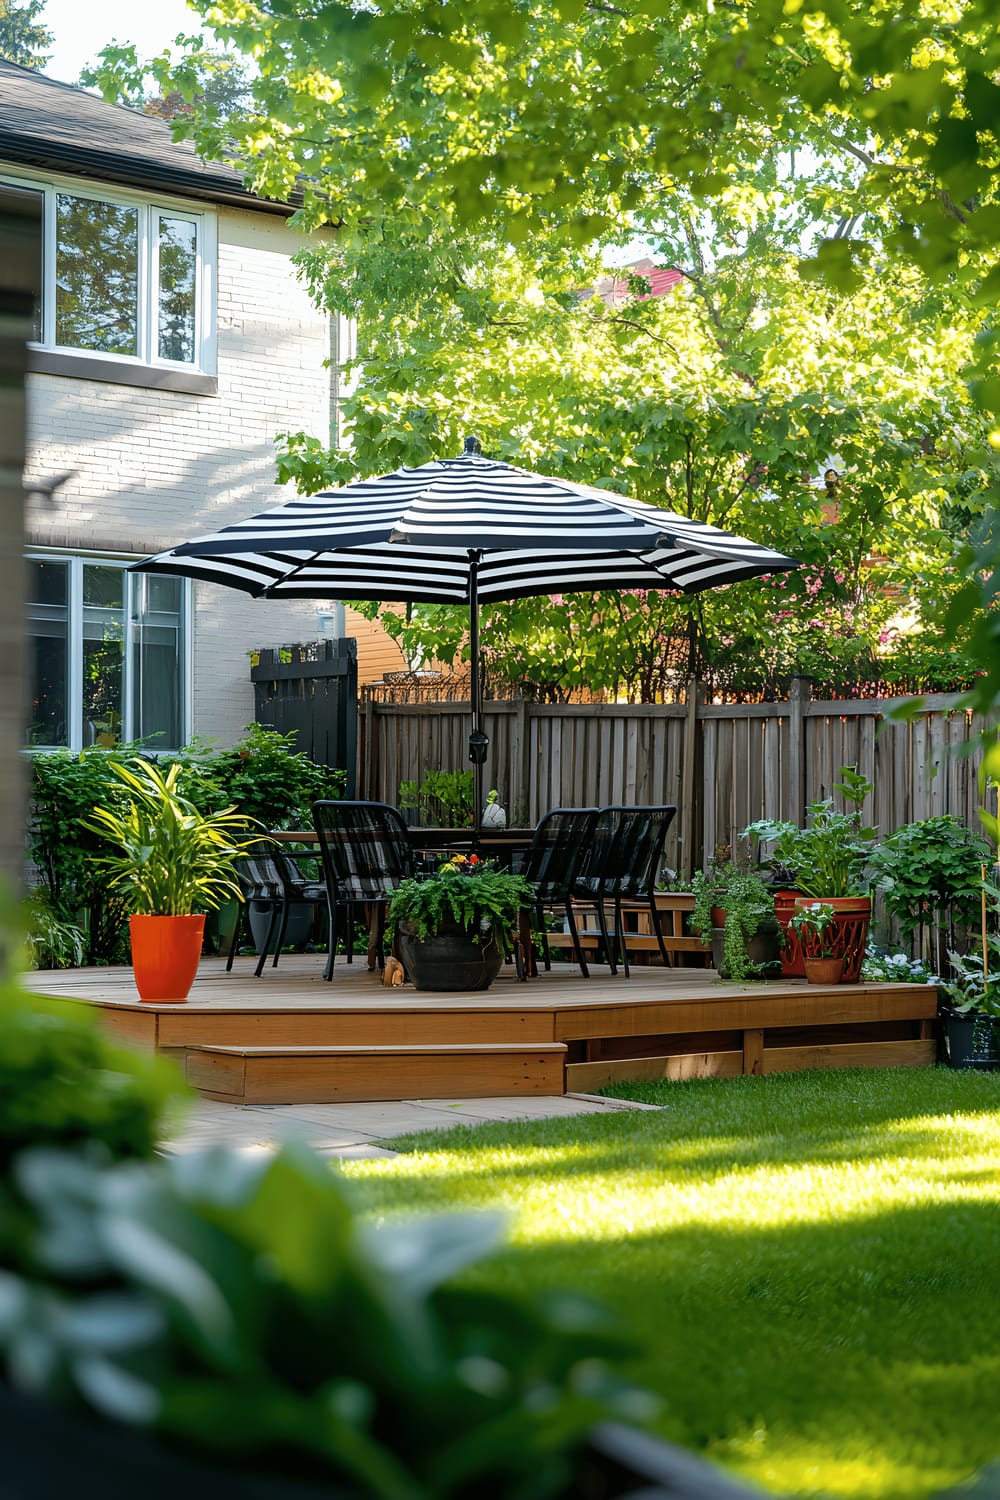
<box><xmin>371</xmin><ymin>906</ymin><xmax>387</xmax><ymax>970</ymax></box>
<box><xmin>595</xmin><ymin>898</ymin><xmax>617</xmax><ymax>975</ymax></box>
<box><xmin>255</xmin><ymin>904</ymin><xmax>280</xmax><ymax>978</ymax></box>
<box><xmin>615</xmin><ymin>898</ymin><xmax>630</xmax><ymax>977</ymax></box>
<box><xmin>649</xmin><ymin>897</ymin><xmax>671</xmax><ymax>967</ymax></box>
<box><xmin>323</xmin><ymin>900</ymin><xmax>338</xmax><ymax>981</ymax></box>
<box><xmin>564</xmin><ymin>898</ymin><xmax>590</xmax><ymax>978</ymax></box>
<box><xmin>271</xmin><ymin>900</ymin><xmax>291</xmax><ymax>968</ymax></box>
<box><xmin>225</xmin><ymin>902</ymin><xmax>243</xmax><ymax>972</ymax></box>
<box><xmin>345</xmin><ymin>901</ymin><xmax>354</xmax><ymax>963</ymax></box>
<box><xmin>537</xmin><ymin>900</ymin><xmax>551</xmax><ymax>970</ymax></box>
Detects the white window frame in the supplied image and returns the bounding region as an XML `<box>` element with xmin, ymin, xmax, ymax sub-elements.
<box><xmin>0</xmin><ymin>166</ymin><xmax>217</xmax><ymax>374</ymax></box>
<box><xmin>25</xmin><ymin>550</ymin><xmax>193</xmax><ymax>754</ymax></box>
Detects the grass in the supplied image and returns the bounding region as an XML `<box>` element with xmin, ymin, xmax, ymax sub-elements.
<box><xmin>341</xmin><ymin>1067</ymin><xmax>1000</xmax><ymax>1500</ymax></box>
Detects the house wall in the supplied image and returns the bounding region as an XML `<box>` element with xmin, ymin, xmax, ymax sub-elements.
<box><xmin>23</xmin><ymin>205</ymin><xmax>331</xmax><ymax>747</ymax></box>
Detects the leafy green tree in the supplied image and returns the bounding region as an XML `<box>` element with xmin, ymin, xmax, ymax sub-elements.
<box><xmin>0</xmin><ymin>0</ymin><xmax>51</xmax><ymax>70</ymax></box>
<box><xmin>80</xmin><ymin>37</ymin><xmax>251</xmax><ymax>120</ymax></box>
<box><xmin>91</xmin><ymin>0</ymin><xmax>1000</xmax><ymax>700</ymax></box>
<box><xmin>280</xmin><ymin>231</ymin><xmax>990</xmax><ymax>698</ymax></box>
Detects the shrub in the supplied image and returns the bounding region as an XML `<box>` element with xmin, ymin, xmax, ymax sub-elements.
<box><xmin>0</xmin><ymin>986</ymin><xmax>183</xmax><ymax>1164</ymax></box>
<box><xmin>28</xmin><ymin>730</ymin><xmax>344</xmax><ymax>965</ymax></box>
<box><xmin>399</xmin><ymin>770</ymin><xmax>474</xmax><ymax>828</ymax></box>
<box><xmin>21</xmin><ymin>888</ymin><xmax>85</xmax><ymax>970</ymax></box>
<box><xmin>867</xmin><ymin>815</ymin><xmax>991</xmax><ymax>964</ymax></box>
<box><xmin>28</xmin><ymin>747</ymin><xmax>140</xmax><ymax>965</ymax></box>
<box><xmin>211</xmin><ymin>723</ymin><xmax>346</xmax><ymax>827</ymax></box>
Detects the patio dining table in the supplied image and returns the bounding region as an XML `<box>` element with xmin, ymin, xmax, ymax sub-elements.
<box><xmin>267</xmin><ymin>826</ymin><xmax>538</xmax><ymax>975</ymax></box>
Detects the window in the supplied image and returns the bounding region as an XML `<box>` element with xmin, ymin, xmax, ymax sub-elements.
<box><xmin>1</xmin><ymin>172</ymin><xmax>216</xmax><ymax>372</ymax></box>
<box><xmin>26</xmin><ymin>555</ymin><xmax>189</xmax><ymax>752</ymax></box>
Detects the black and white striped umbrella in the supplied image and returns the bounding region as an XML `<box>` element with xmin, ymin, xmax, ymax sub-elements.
<box><xmin>136</xmin><ymin>446</ymin><xmax>798</xmax><ymax>601</ymax></box>
<box><xmin>134</xmin><ymin>443</ymin><xmax>799</xmax><ymax>828</ymax></box>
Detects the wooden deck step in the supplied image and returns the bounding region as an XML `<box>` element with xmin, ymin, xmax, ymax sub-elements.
<box><xmin>183</xmin><ymin>1041</ymin><xmax>568</xmax><ymax>1105</ymax></box>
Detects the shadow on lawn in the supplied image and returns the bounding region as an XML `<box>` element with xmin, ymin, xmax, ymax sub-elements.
<box><xmin>379</xmin><ymin>1075</ymin><xmax>1000</xmax><ymax>1190</ymax></box>
<box><xmin>441</xmin><ymin>1196</ymin><xmax>1000</xmax><ymax>1498</ymax></box>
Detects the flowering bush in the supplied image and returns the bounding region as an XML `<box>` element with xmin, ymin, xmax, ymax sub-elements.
<box><xmin>859</xmin><ymin>947</ymin><xmax>941</xmax><ymax>986</ymax></box>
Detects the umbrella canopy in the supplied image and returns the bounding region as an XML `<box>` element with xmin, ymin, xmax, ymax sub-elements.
<box><xmin>134</xmin><ymin>443</ymin><xmax>800</xmax><ymax>831</ymax></box>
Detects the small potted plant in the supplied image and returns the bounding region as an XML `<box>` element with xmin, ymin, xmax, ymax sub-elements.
<box><xmin>787</xmin><ymin>901</ymin><xmax>844</xmax><ymax>984</ymax></box>
<box><xmin>388</xmin><ymin>854</ymin><xmax>534</xmax><ymax>990</ymax></box>
<box><xmin>84</xmin><ymin>760</ymin><xmax>250</xmax><ymax>1003</ymax></box>
<box><xmin>689</xmin><ymin>861</ymin><xmax>780</xmax><ymax>981</ymax></box>
<box><xmin>745</xmin><ymin>766</ymin><xmax>877</xmax><ymax>981</ymax></box>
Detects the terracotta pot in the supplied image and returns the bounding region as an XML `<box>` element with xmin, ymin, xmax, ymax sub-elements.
<box><xmin>396</xmin><ymin>919</ymin><xmax>504</xmax><ymax>991</ymax></box>
<box><xmin>129</xmin><ymin>913</ymin><xmax>206</xmax><ymax>1003</ymax></box>
<box><xmin>803</xmin><ymin>954</ymin><xmax>845</xmax><ymax>985</ymax></box>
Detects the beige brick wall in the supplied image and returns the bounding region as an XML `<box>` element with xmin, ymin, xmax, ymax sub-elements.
<box><xmin>24</xmin><ymin>205</ymin><xmax>331</xmax><ymax>747</ymax></box>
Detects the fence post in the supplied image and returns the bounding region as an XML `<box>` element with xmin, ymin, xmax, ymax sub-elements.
<box><xmin>510</xmin><ymin>698</ymin><xmax>530</xmax><ymax>825</ymax></box>
<box><xmin>788</xmin><ymin>675</ymin><xmax>811</xmax><ymax>823</ymax></box>
<box><xmin>681</xmin><ymin>676</ymin><xmax>701</xmax><ymax>881</ymax></box>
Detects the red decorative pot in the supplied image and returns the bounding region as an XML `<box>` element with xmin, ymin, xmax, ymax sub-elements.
<box><xmin>773</xmin><ymin>890</ymin><xmax>805</xmax><ymax>977</ymax></box>
<box><xmin>791</xmin><ymin>896</ymin><xmax>871</xmax><ymax>983</ymax></box>
<box><xmin>129</xmin><ymin>913</ymin><xmax>206</xmax><ymax>1002</ymax></box>
<box><xmin>776</xmin><ymin>893</ymin><xmax>871</xmax><ymax>982</ymax></box>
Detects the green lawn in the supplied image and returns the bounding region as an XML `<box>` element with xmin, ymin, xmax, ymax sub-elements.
<box><xmin>342</xmin><ymin>1067</ymin><xmax>1000</xmax><ymax>1500</ymax></box>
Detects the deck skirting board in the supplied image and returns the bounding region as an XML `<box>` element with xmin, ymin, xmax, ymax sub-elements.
<box><xmin>184</xmin><ymin>1042</ymin><xmax>568</xmax><ymax>1105</ymax></box>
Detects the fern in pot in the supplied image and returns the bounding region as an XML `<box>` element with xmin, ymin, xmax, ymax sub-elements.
<box><xmin>84</xmin><ymin>760</ymin><xmax>249</xmax><ymax>1003</ymax></box>
<box><xmin>388</xmin><ymin>855</ymin><xmax>534</xmax><ymax>991</ymax></box>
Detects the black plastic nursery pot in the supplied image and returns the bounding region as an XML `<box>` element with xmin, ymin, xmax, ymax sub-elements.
<box><xmin>941</xmin><ymin>1012</ymin><xmax>1000</xmax><ymax>1070</ymax></box>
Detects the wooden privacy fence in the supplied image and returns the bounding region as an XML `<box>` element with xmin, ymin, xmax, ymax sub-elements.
<box><xmin>358</xmin><ymin>677</ymin><xmax>990</xmax><ymax>875</ymax></box>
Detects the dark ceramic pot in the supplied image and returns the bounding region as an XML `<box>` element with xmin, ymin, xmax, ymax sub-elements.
<box><xmin>396</xmin><ymin>918</ymin><xmax>505</xmax><ymax>991</ymax></box>
<box><xmin>710</xmin><ymin>914</ymin><xmax>782</xmax><ymax>980</ymax></box>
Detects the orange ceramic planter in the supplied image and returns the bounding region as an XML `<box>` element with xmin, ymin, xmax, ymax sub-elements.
<box><xmin>129</xmin><ymin>913</ymin><xmax>206</xmax><ymax>1002</ymax></box>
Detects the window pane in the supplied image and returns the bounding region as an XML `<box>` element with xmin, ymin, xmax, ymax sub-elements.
<box><xmin>132</xmin><ymin>575</ymin><xmax>183</xmax><ymax>749</ymax></box>
<box><xmin>158</xmin><ymin>216</ymin><xmax>197</xmax><ymax>363</ymax></box>
<box><xmin>82</xmin><ymin>565</ymin><xmax>124</xmax><ymax>746</ymax></box>
<box><xmin>0</xmin><ymin>184</ymin><xmax>44</xmax><ymax>340</ymax></box>
<box><xmin>55</xmin><ymin>194</ymin><xmax>138</xmax><ymax>356</ymax></box>
<box><xmin>26</xmin><ymin>560</ymin><xmax>68</xmax><ymax>746</ymax></box>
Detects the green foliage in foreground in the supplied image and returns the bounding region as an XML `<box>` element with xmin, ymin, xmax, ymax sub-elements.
<box><xmin>1</xmin><ymin>1138</ymin><xmax>648</xmax><ymax>1500</ymax></box>
<box><xmin>343</xmin><ymin>1068</ymin><xmax>1000</xmax><ymax>1500</ymax></box>
<box><xmin>0</xmin><ymin>984</ymin><xmax>184</xmax><ymax>1163</ymax></box>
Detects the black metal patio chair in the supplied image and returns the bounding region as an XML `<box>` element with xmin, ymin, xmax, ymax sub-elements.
<box><xmin>312</xmin><ymin>799</ymin><xmax>415</xmax><ymax>980</ymax></box>
<box><xmin>573</xmin><ymin>804</ymin><xmax>678</xmax><ymax>976</ymax></box>
<box><xmin>516</xmin><ymin>807</ymin><xmax>600</xmax><ymax>978</ymax></box>
<box><xmin>226</xmin><ymin>834</ymin><xmax>327</xmax><ymax>979</ymax></box>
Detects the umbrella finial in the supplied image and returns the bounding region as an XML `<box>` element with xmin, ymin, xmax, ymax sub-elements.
<box><xmin>463</xmin><ymin>435</ymin><xmax>482</xmax><ymax>455</ymax></box>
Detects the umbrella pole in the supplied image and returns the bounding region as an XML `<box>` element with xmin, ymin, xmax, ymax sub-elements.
<box><xmin>468</xmin><ymin>550</ymin><xmax>487</xmax><ymax>847</ymax></box>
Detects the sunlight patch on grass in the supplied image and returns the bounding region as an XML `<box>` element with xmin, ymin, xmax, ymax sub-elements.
<box><xmin>342</xmin><ymin>1069</ymin><xmax>1000</xmax><ymax>1500</ymax></box>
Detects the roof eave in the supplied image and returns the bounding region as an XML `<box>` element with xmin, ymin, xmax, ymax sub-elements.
<box><xmin>0</xmin><ymin>133</ymin><xmax>296</xmax><ymax>216</ymax></box>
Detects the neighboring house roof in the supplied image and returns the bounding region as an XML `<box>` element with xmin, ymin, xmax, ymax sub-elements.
<box><xmin>0</xmin><ymin>58</ymin><xmax>289</xmax><ymax>215</ymax></box>
<box><xmin>595</xmin><ymin>257</ymin><xmax>685</xmax><ymax>306</ymax></box>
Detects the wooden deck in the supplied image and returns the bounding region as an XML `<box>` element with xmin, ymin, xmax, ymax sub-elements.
<box><xmin>26</xmin><ymin>954</ymin><xmax>939</xmax><ymax>1105</ymax></box>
